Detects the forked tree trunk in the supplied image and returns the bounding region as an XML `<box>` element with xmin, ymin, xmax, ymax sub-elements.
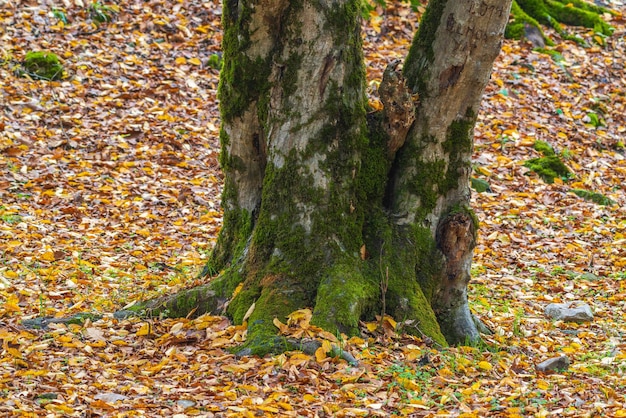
<box><xmin>133</xmin><ymin>0</ymin><xmax>513</xmax><ymax>353</ymax></box>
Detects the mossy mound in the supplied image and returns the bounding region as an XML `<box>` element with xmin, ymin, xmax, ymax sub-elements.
<box><xmin>524</xmin><ymin>156</ymin><xmax>572</xmax><ymax>184</ymax></box>
<box><xmin>507</xmin><ymin>0</ymin><xmax>614</xmax><ymax>46</ymax></box>
<box><xmin>571</xmin><ymin>189</ymin><xmax>616</xmax><ymax>206</ymax></box>
<box><xmin>20</xmin><ymin>51</ymin><xmax>64</xmax><ymax>81</ymax></box>
<box><xmin>533</xmin><ymin>140</ymin><xmax>556</xmax><ymax>156</ymax></box>
<box><xmin>524</xmin><ymin>140</ymin><xmax>572</xmax><ymax>184</ymax></box>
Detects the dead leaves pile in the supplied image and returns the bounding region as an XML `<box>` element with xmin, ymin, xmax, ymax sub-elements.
<box><xmin>1</xmin><ymin>0</ymin><xmax>625</xmax><ymax>416</ymax></box>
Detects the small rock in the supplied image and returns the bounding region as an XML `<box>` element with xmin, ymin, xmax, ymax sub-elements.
<box><xmin>536</xmin><ymin>355</ymin><xmax>570</xmax><ymax>372</ymax></box>
<box><xmin>544</xmin><ymin>302</ymin><xmax>593</xmax><ymax>323</ymax></box>
<box><xmin>94</xmin><ymin>393</ymin><xmax>128</xmax><ymax>403</ymax></box>
<box><xmin>523</xmin><ymin>23</ymin><xmax>546</xmax><ymax>49</ymax></box>
<box><xmin>177</xmin><ymin>399</ymin><xmax>196</xmax><ymax>409</ymax></box>
<box><xmin>579</xmin><ymin>272</ymin><xmax>599</xmax><ymax>281</ymax></box>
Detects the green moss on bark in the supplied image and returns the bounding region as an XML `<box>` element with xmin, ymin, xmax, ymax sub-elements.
<box><xmin>218</xmin><ymin>1</ymin><xmax>271</xmax><ymax>123</ymax></box>
<box><xmin>312</xmin><ymin>263</ymin><xmax>378</xmax><ymax>336</ymax></box>
<box><xmin>383</xmin><ymin>225</ymin><xmax>447</xmax><ymax>346</ymax></box>
<box><xmin>507</xmin><ymin>1</ymin><xmax>545</xmax><ymax>40</ymax></box>
<box><xmin>403</xmin><ymin>0</ymin><xmax>447</xmax><ymax>93</ymax></box>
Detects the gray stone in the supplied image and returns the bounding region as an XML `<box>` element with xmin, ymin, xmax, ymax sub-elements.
<box><xmin>177</xmin><ymin>400</ymin><xmax>196</xmax><ymax>409</ymax></box>
<box><xmin>94</xmin><ymin>393</ymin><xmax>128</xmax><ymax>403</ymax></box>
<box><xmin>544</xmin><ymin>303</ymin><xmax>594</xmax><ymax>323</ymax></box>
<box><xmin>536</xmin><ymin>355</ymin><xmax>570</xmax><ymax>372</ymax></box>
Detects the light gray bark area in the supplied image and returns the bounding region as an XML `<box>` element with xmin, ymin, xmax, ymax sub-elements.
<box><xmin>392</xmin><ymin>0</ymin><xmax>513</xmax><ymax>343</ymax></box>
<box><xmin>396</xmin><ymin>0</ymin><xmax>512</xmax><ymax>228</ymax></box>
<box><xmin>223</xmin><ymin>106</ymin><xmax>265</xmax><ymax>214</ymax></box>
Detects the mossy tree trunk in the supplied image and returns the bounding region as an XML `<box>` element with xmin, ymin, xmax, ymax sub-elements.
<box><xmin>135</xmin><ymin>0</ymin><xmax>512</xmax><ymax>353</ymax></box>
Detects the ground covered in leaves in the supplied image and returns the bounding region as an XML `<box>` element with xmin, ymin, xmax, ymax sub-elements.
<box><xmin>1</xmin><ymin>0</ymin><xmax>625</xmax><ymax>416</ymax></box>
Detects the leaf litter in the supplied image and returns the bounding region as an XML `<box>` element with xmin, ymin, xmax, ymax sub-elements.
<box><xmin>0</xmin><ymin>0</ymin><xmax>625</xmax><ymax>416</ymax></box>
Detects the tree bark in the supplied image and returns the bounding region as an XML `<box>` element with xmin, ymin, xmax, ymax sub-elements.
<box><xmin>128</xmin><ymin>0</ymin><xmax>513</xmax><ymax>354</ymax></box>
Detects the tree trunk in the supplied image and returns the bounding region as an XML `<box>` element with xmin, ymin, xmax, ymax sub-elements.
<box><xmin>132</xmin><ymin>0</ymin><xmax>513</xmax><ymax>354</ymax></box>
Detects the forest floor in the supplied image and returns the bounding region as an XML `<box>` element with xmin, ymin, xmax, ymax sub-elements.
<box><xmin>0</xmin><ymin>0</ymin><xmax>625</xmax><ymax>416</ymax></box>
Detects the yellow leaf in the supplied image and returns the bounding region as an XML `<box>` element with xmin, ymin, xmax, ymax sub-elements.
<box><xmin>348</xmin><ymin>336</ymin><xmax>365</xmax><ymax>345</ymax></box>
<box><xmin>5</xmin><ymin>345</ymin><xmax>22</xmax><ymax>359</ymax></box>
<box><xmin>287</xmin><ymin>308</ymin><xmax>312</xmax><ymax>324</ymax></box>
<box><xmin>222</xmin><ymin>364</ymin><xmax>250</xmax><ymax>373</ymax></box>
<box><xmin>257</xmin><ymin>405</ymin><xmax>279</xmax><ymax>413</ymax></box>
<box><xmin>3</xmin><ymin>295</ymin><xmax>21</xmax><ymax>313</ymax></box>
<box><xmin>6</xmin><ymin>240</ymin><xmax>21</xmax><ymax>249</ymax></box>
<box><xmin>232</xmin><ymin>283</ymin><xmax>243</xmax><ymax>298</ymax></box>
<box><xmin>41</xmin><ymin>251</ymin><xmax>56</xmax><ymax>262</ymax></box>
<box><xmin>368</xmin><ymin>98</ymin><xmax>383</xmax><ymax>111</ymax></box>
<box><xmin>315</xmin><ymin>346</ymin><xmax>327</xmax><ymax>362</ymax></box>
<box><xmin>189</xmin><ymin>57</ymin><xmax>202</xmax><ymax>66</ymax></box>
<box><xmin>438</xmin><ymin>367</ymin><xmax>453</xmax><ymax>377</ymax></box>
<box><xmin>398</xmin><ymin>377</ymin><xmax>420</xmax><ymax>391</ymax></box>
<box><xmin>136</xmin><ymin>323</ymin><xmax>151</xmax><ymax>336</ymax></box>
<box><xmin>365</xmin><ymin>322</ymin><xmax>378</xmax><ymax>332</ymax></box>
<box><xmin>175</xmin><ymin>57</ymin><xmax>187</xmax><ymax>65</ymax></box>
<box><xmin>383</xmin><ymin>316</ymin><xmax>397</xmax><ymax>330</ymax></box>
<box><xmin>136</xmin><ymin>229</ymin><xmax>150</xmax><ymax>237</ymax></box>
<box><xmin>4</xmin><ymin>270</ymin><xmax>18</xmax><ymax>279</ymax></box>
<box><xmin>222</xmin><ymin>390</ymin><xmax>237</xmax><ymax>400</ymax></box>
<box><xmin>303</xmin><ymin>394</ymin><xmax>316</xmax><ymax>402</ymax></box>
<box><xmin>536</xmin><ymin>380</ymin><xmax>549</xmax><ymax>390</ymax></box>
<box><xmin>277</xmin><ymin>401</ymin><xmax>293</xmax><ymax>410</ymax></box>
<box><xmin>405</xmin><ymin>349</ymin><xmax>421</xmax><ymax>362</ymax></box>
<box><xmin>478</xmin><ymin>361</ymin><xmax>493</xmax><ymax>371</ymax></box>
<box><xmin>321</xmin><ymin>339</ymin><xmax>333</xmax><ymax>353</ymax></box>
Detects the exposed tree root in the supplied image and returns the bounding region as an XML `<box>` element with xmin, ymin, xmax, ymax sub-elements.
<box><xmin>508</xmin><ymin>0</ymin><xmax>614</xmax><ymax>46</ymax></box>
<box><xmin>21</xmin><ymin>313</ymin><xmax>102</xmax><ymax>329</ymax></box>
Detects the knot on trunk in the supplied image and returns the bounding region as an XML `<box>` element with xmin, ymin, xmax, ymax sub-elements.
<box><xmin>378</xmin><ymin>60</ymin><xmax>417</xmax><ymax>158</ymax></box>
<box><xmin>436</xmin><ymin>212</ymin><xmax>476</xmax><ymax>283</ymax></box>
